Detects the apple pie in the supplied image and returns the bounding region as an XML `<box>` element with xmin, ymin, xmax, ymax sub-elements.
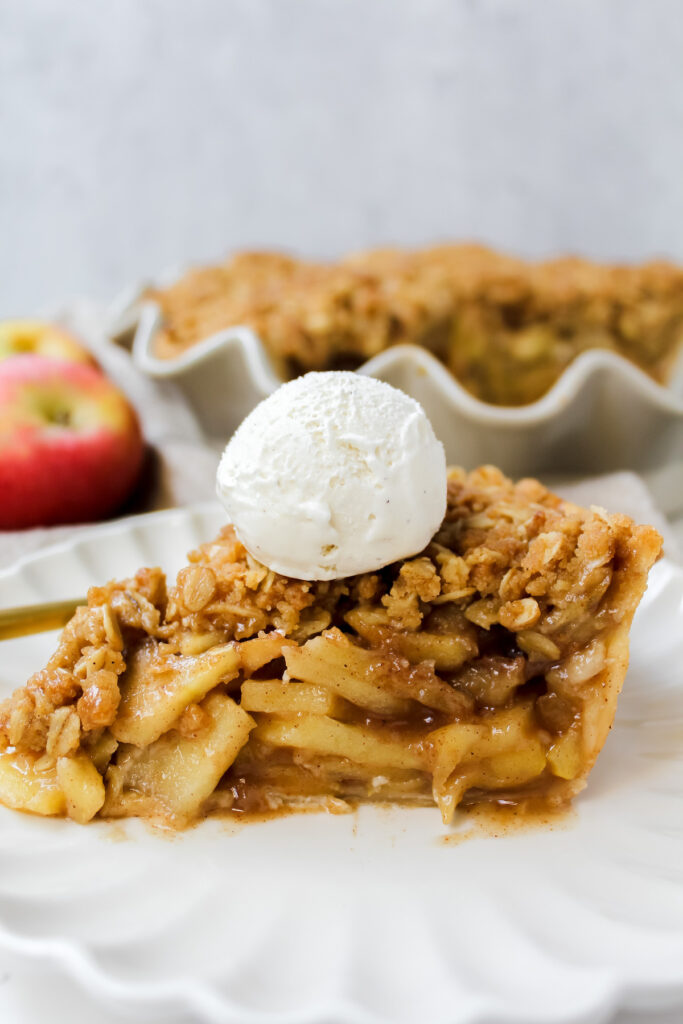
<box><xmin>0</xmin><ymin>467</ymin><xmax>661</xmax><ymax>827</ymax></box>
<box><xmin>148</xmin><ymin>245</ymin><xmax>683</xmax><ymax>406</ymax></box>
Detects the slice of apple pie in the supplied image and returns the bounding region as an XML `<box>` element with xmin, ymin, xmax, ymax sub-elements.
<box><xmin>0</xmin><ymin>467</ymin><xmax>661</xmax><ymax>828</ymax></box>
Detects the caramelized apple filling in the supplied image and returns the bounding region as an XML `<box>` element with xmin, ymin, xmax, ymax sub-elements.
<box><xmin>0</xmin><ymin>467</ymin><xmax>661</xmax><ymax>828</ymax></box>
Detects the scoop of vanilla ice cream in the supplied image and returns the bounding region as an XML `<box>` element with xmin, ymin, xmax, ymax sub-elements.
<box><xmin>216</xmin><ymin>372</ymin><xmax>447</xmax><ymax>580</ymax></box>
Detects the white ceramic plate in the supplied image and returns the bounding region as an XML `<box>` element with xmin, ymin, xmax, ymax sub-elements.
<box><xmin>0</xmin><ymin>506</ymin><xmax>682</xmax><ymax>1024</ymax></box>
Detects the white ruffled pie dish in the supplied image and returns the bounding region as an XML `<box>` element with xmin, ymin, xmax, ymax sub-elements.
<box><xmin>0</xmin><ymin>504</ymin><xmax>682</xmax><ymax>1024</ymax></box>
<box><xmin>108</xmin><ymin>289</ymin><xmax>683</xmax><ymax>502</ymax></box>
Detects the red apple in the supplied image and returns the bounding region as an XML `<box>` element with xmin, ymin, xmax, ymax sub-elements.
<box><xmin>0</xmin><ymin>320</ymin><xmax>95</xmax><ymax>365</ymax></box>
<box><xmin>0</xmin><ymin>356</ymin><xmax>144</xmax><ymax>528</ymax></box>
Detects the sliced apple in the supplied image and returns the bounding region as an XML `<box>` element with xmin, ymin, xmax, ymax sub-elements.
<box><xmin>241</xmin><ymin>679</ymin><xmax>346</xmax><ymax>716</ymax></box>
<box><xmin>284</xmin><ymin>632</ymin><xmax>413</xmax><ymax>716</ymax></box>
<box><xmin>57</xmin><ymin>754</ymin><xmax>105</xmax><ymax>823</ymax></box>
<box><xmin>0</xmin><ymin>753</ymin><xmax>66</xmax><ymax>816</ymax></box>
<box><xmin>346</xmin><ymin>606</ymin><xmax>477</xmax><ymax>671</ymax></box>
<box><xmin>255</xmin><ymin>714</ymin><xmax>425</xmax><ymax>771</ymax></box>
<box><xmin>106</xmin><ymin>693</ymin><xmax>255</xmax><ymax>822</ymax></box>
<box><xmin>111</xmin><ymin>640</ymin><xmax>241</xmax><ymax>746</ymax></box>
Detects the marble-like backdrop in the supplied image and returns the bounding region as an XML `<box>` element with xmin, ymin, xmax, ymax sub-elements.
<box><xmin>1</xmin><ymin>0</ymin><xmax>682</xmax><ymax>313</ymax></box>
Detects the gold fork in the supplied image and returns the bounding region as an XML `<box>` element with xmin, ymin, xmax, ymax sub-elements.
<box><xmin>0</xmin><ymin>598</ymin><xmax>85</xmax><ymax>641</ymax></box>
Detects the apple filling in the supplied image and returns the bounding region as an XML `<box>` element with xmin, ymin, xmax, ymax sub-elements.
<box><xmin>0</xmin><ymin>467</ymin><xmax>661</xmax><ymax>828</ymax></box>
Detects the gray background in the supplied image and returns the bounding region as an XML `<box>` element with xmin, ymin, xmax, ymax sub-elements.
<box><xmin>1</xmin><ymin>0</ymin><xmax>683</xmax><ymax>315</ymax></box>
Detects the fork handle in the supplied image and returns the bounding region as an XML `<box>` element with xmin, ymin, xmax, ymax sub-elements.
<box><xmin>0</xmin><ymin>598</ymin><xmax>85</xmax><ymax>641</ymax></box>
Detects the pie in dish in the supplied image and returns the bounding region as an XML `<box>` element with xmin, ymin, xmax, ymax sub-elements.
<box><xmin>148</xmin><ymin>245</ymin><xmax>683</xmax><ymax>406</ymax></box>
<box><xmin>0</xmin><ymin>467</ymin><xmax>661</xmax><ymax>827</ymax></box>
